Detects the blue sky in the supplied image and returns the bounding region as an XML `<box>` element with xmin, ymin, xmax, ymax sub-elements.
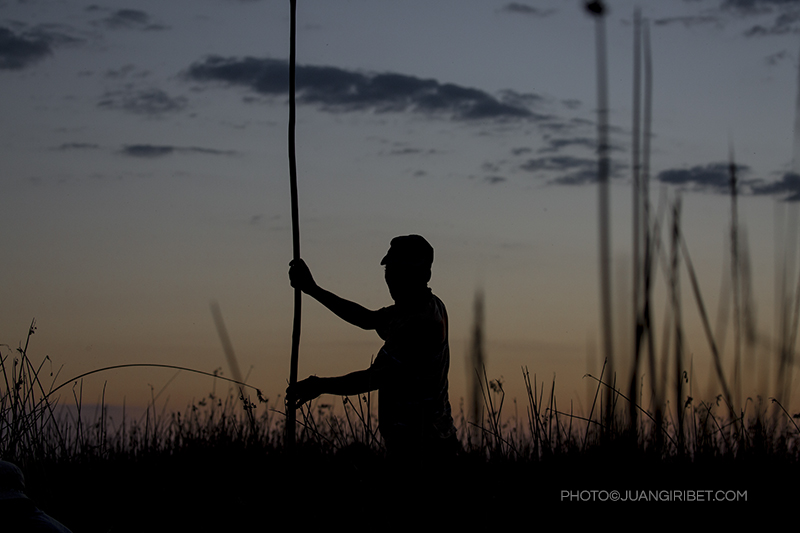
<box><xmin>2</xmin><ymin>0</ymin><xmax>800</xmax><ymax>414</ymax></box>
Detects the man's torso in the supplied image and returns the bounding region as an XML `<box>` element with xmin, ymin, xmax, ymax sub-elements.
<box><xmin>371</xmin><ymin>290</ymin><xmax>455</xmax><ymax>447</ymax></box>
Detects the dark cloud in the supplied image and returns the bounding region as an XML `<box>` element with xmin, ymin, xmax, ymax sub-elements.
<box><xmin>498</xmin><ymin>89</ymin><xmax>547</xmax><ymax>111</ymax></box>
<box><xmin>550</xmin><ymin>169</ymin><xmax>603</xmax><ymax>185</ymax></box>
<box><xmin>718</xmin><ymin>0</ymin><xmax>800</xmax><ymax>35</ymax></box>
<box><xmin>0</xmin><ymin>22</ymin><xmax>88</xmax><ymax>70</ymax></box>
<box><xmin>657</xmin><ymin>162</ymin><xmax>800</xmax><ymax>200</ymax></box>
<box><xmin>508</xmin><ymin>136</ymin><xmax>621</xmax><ymax>158</ymax></box>
<box><xmin>104</xmin><ymin>9</ymin><xmax>148</xmax><ymax>28</ymax></box>
<box><xmin>0</xmin><ymin>26</ymin><xmax>51</xmax><ymax>69</ymax></box>
<box><xmin>23</xmin><ymin>23</ymin><xmax>87</xmax><ymax>47</ymax></box>
<box><xmin>751</xmin><ymin>172</ymin><xmax>800</xmax><ymax>200</ymax></box>
<box><xmin>653</xmin><ymin>16</ymin><xmax>722</xmax><ymax>28</ymax></box>
<box><xmin>55</xmin><ymin>143</ymin><xmax>100</xmax><ymax>150</ymax></box>
<box><xmin>385</xmin><ymin>147</ymin><xmax>440</xmax><ymax>156</ymax></box>
<box><xmin>184</xmin><ymin>56</ymin><xmax>541</xmax><ymax>121</ymax></box>
<box><xmin>656</xmin><ymin>162</ymin><xmax>750</xmax><ymax>193</ymax></box>
<box><xmin>482</xmin><ymin>161</ymin><xmax>503</xmax><ymax>173</ymax></box>
<box><xmin>120</xmin><ymin>145</ymin><xmax>239</xmax><ymax>158</ymax></box>
<box><xmin>744</xmin><ymin>10</ymin><xmax>800</xmax><ymax>35</ymax></box>
<box><xmin>765</xmin><ymin>49</ymin><xmax>790</xmax><ymax>64</ymax></box>
<box><xmin>104</xmin><ymin>64</ymin><xmax>149</xmax><ymax>80</ymax></box>
<box><xmin>538</xmin><ymin>136</ymin><xmax>602</xmax><ymax>154</ymax></box>
<box><xmin>121</xmin><ymin>144</ymin><xmax>175</xmax><ymax>158</ymax></box>
<box><xmin>121</xmin><ymin>145</ymin><xmax>174</xmax><ymax>158</ymax></box>
<box><xmin>484</xmin><ymin>176</ymin><xmax>507</xmax><ymax>185</ymax></box>
<box><xmin>182</xmin><ymin>146</ymin><xmax>239</xmax><ymax>156</ymax></box>
<box><xmin>93</xmin><ymin>9</ymin><xmax>168</xmax><ymax>31</ymax></box>
<box><xmin>499</xmin><ymin>3</ymin><xmax>556</xmax><ymax>17</ymax></box>
<box><xmin>520</xmin><ymin>155</ymin><xmax>607</xmax><ymax>185</ymax></box>
<box><xmin>720</xmin><ymin>0</ymin><xmax>800</xmax><ymax>37</ymax></box>
<box><xmin>389</xmin><ymin>148</ymin><xmax>425</xmax><ymax>155</ymax></box>
<box><xmin>98</xmin><ymin>87</ymin><xmax>188</xmax><ymax>116</ymax></box>
<box><xmin>723</xmin><ymin>0</ymin><xmax>800</xmax><ymax>13</ymax></box>
<box><xmin>539</xmin><ymin>116</ymin><xmax>595</xmax><ymax>133</ymax></box>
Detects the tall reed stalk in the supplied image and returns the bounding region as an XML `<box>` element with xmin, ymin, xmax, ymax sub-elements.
<box><xmin>586</xmin><ymin>0</ymin><xmax>614</xmax><ymax>436</ymax></box>
<box><xmin>469</xmin><ymin>289</ymin><xmax>485</xmax><ymax>448</ymax></box>
<box><xmin>630</xmin><ymin>10</ymin><xmax>643</xmax><ymax>436</ymax></box>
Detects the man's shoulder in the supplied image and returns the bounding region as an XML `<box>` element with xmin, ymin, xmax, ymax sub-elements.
<box><xmin>376</xmin><ymin>292</ymin><xmax>447</xmax><ymax>342</ymax></box>
<box><xmin>381</xmin><ymin>293</ymin><xmax>446</xmax><ymax>322</ymax></box>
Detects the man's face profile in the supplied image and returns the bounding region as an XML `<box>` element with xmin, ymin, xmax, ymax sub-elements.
<box><xmin>384</xmin><ymin>265</ymin><xmax>403</xmax><ymax>301</ymax></box>
<box><xmin>384</xmin><ymin>264</ymin><xmax>430</xmax><ymax>302</ymax></box>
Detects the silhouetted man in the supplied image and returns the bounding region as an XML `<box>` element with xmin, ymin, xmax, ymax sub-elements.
<box><xmin>286</xmin><ymin>235</ymin><xmax>456</xmax><ymax>459</ymax></box>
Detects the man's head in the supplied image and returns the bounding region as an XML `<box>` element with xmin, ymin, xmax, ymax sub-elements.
<box><xmin>381</xmin><ymin>235</ymin><xmax>433</xmax><ymax>301</ymax></box>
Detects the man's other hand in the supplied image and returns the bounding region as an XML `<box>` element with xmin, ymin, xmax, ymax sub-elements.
<box><xmin>285</xmin><ymin>375</ymin><xmax>323</xmax><ymax>409</ymax></box>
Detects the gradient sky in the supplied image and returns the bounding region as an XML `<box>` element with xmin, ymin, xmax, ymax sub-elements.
<box><xmin>3</xmin><ymin>0</ymin><xmax>800</xmax><ymax>418</ymax></box>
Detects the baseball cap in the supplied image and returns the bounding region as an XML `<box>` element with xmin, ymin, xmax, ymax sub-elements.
<box><xmin>380</xmin><ymin>235</ymin><xmax>434</xmax><ymax>269</ymax></box>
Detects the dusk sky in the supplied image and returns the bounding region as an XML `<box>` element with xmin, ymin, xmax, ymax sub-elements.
<box><xmin>3</xmin><ymin>0</ymin><xmax>800</xmax><ymax>417</ymax></box>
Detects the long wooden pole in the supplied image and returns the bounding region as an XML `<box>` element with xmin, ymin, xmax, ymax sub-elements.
<box><xmin>286</xmin><ymin>0</ymin><xmax>301</xmax><ymax>447</ymax></box>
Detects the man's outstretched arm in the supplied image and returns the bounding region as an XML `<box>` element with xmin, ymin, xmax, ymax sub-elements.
<box><xmin>289</xmin><ymin>259</ymin><xmax>380</xmax><ymax>330</ymax></box>
<box><xmin>285</xmin><ymin>369</ymin><xmax>378</xmax><ymax>410</ymax></box>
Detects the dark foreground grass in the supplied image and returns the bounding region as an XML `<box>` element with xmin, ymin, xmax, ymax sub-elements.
<box><xmin>26</xmin><ymin>441</ymin><xmax>796</xmax><ymax>531</ymax></box>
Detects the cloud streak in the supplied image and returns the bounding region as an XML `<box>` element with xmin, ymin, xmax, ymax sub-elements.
<box><xmin>744</xmin><ymin>10</ymin><xmax>800</xmax><ymax>35</ymax></box>
<box><xmin>92</xmin><ymin>8</ymin><xmax>169</xmax><ymax>31</ymax></box>
<box><xmin>717</xmin><ymin>0</ymin><xmax>800</xmax><ymax>35</ymax></box>
<box><xmin>751</xmin><ymin>172</ymin><xmax>800</xmax><ymax>200</ymax></box>
<box><xmin>722</xmin><ymin>0</ymin><xmax>800</xmax><ymax>13</ymax></box>
<box><xmin>120</xmin><ymin>144</ymin><xmax>239</xmax><ymax>158</ymax></box>
<box><xmin>519</xmin><ymin>155</ymin><xmax>618</xmax><ymax>185</ymax></box>
<box><xmin>653</xmin><ymin>16</ymin><xmax>722</xmax><ymax>28</ymax></box>
<box><xmin>98</xmin><ymin>87</ymin><xmax>188</xmax><ymax>116</ymax></box>
<box><xmin>657</xmin><ymin>163</ymin><xmax>745</xmax><ymax>193</ymax></box>
<box><xmin>654</xmin><ymin>162</ymin><xmax>800</xmax><ymax>200</ymax></box>
<box><xmin>499</xmin><ymin>3</ymin><xmax>556</xmax><ymax>17</ymax></box>
<box><xmin>765</xmin><ymin>49</ymin><xmax>790</xmax><ymax>64</ymax></box>
<box><xmin>55</xmin><ymin>143</ymin><xmax>101</xmax><ymax>151</ymax></box>
<box><xmin>53</xmin><ymin>142</ymin><xmax>238</xmax><ymax>158</ymax></box>
<box><xmin>537</xmin><ymin>136</ymin><xmax>611</xmax><ymax>154</ymax></box>
<box><xmin>184</xmin><ymin>56</ymin><xmax>545</xmax><ymax>122</ymax></box>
